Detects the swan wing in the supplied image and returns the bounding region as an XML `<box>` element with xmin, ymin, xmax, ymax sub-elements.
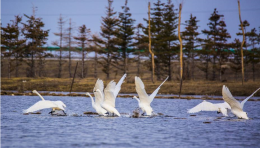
<box><xmin>113</xmin><ymin>74</ymin><xmax>127</xmax><ymax>97</ymax></box>
<box><xmin>23</xmin><ymin>100</ymin><xmax>58</xmax><ymax>113</ymax></box>
<box><xmin>215</xmin><ymin>102</ymin><xmax>231</xmax><ymax>110</ymax></box>
<box><xmin>94</xmin><ymin>90</ymin><xmax>104</xmax><ymax>105</ymax></box>
<box><xmin>53</xmin><ymin>101</ymin><xmax>66</xmax><ymax>110</ymax></box>
<box><xmin>104</xmin><ymin>80</ymin><xmax>116</xmax><ymax>107</ymax></box>
<box><xmin>187</xmin><ymin>101</ymin><xmax>219</xmax><ymax>113</ymax></box>
<box><xmin>94</xmin><ymin>79</ymin><xmax>104</xmax><ymax>92</ymax></box>
<box><xmin>241</xmin><ymin>87</ymin><xmax>260</xmax><ymax>109</ymax></box>
<box><xmin>135</xmin><ymin>76</ymin><xmax>149</xmax><ymax>104</ymax></box>
<box><xmin>222</xmin><ymin>85</ymin><xmax>242</xmax><ymax>111</ymax></box>
<box><xmin>148</xmin><ymin>76</ymin><xmax>168</xmax><ymax>103</ymax></box>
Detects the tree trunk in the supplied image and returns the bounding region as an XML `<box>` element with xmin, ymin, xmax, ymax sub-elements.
<box><xmin>252</xmin><ymin>62</ymin><xmax>255</xmax><ymax>81</ymax></box>
<box><xmin>107</xmin><ymin>52</ymin><xmax>110</xmax><ymax>79</ymax></box>
<box><xmin>168</xmin><ymin>56</ymin><xmax>172</xmax><ymax>81</ymax></box>
<box><xmin>137</xmin><ymin>54</ymin><xmax>140</xmax><ymax>77</ymax></box>
<box><xmin>94</xmin><ymin>51</ymin><xmax>97</xmax><ymax>78</ymax></box>
<box><xmin>58</xmin><ymin>49</ymin><xmax>62</xmax><ymax>78</ymax></box>
<box><xmin>219</xmin><ymin>53</ymin><xmax>222</xmax><ymax>82</ymax></box>
<box><xmin>124</xmin><ymin>48</ymin><xmax>127</xmax><ymax>74</ymax></box>
<box><xmin>31</xmin><ymin>51</ymin><xmax>35</xmax><ymax>77</ymax></box>
<box><xmin>82</xmin><ymin>43</ymin><xmax>85</xmax><ymax>78</ymax></box>
<box><xmin>148</xmin><ymin>2</ymin><xmax>154</xmax><ymax>83</ymax></box>
<box><xmin>68</xmin><ymin>18</ymin><xmax>72</xmax><ymax>78</ymax></box>
<box><xmin>212</xmin><ymin>55</ymin><xmax>216</xmax><ymax>80</ymax></box>
<box><xmin>206</xmin><ymin>55</ymin><xmax>209</xmax><ymax>80</ymax></box>
<box><xmin>191</xmin><ymin>51</ymin><xmax>195</xmax><ymax>80</ymax></box>
<box><xmin>15</xmin><ymin>57</ymin><xmax>19</xmax><ymax>77</ymax></box>
<box><xmin>8</xmin><ymin>56</ymin><xmax>11</xmax><ymax>79</ymax></box>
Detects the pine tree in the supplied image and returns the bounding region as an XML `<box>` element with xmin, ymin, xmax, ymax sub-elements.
<box><xmin>74</xmin><ymin>25</ymin><xmax>91</xmax><ymax>78</ymax></box>
<box><xmin>22</xmin><ymin>8</ymin><xmax>49</xmax><ymax>77</ymax></box>
<box><xmin>230</xmin><ymin>39</ymin><xmax>242</xmax><ymax>81</ymax></box>
<box><xmin>143</xmin><ymin>0</ymin><xmax>165</xmax><ymax>80</ymax></box>
<box><xmin>114</xmin><ymin>0</ymin><xmax>135</xmax><ymax>74</ymax></box>
<box><xmin>202</xmin><ymin>8</ymin><xmax>231</xmax><ymax>81</ymax></box>
<box><xmin>197</xmin><ymin>36</ymin><xmax>213</xmax><ymax>80</ymax></box>
<box><xmin>133</xmin><ymin>23</ymin><xmax>148</xmax><ymax>77</ymax></box>
<box><xmin>1</xmin><ymin>15</ymin><xmax>26</xmax><ymax>78</ymax></box>
<box><xmin>247</xmin><ymin>28</ymin><xmax>259</xmax><ymax>81</ymax></box>
<box><xmin>215</xmin><ymin>19</ymin><xmax>231</xmax><ymax>81</ymax></box>
<box><xmin>236</xmin><ymin>20</ymin><xmax>250</xmax><ymax>80</ymax></box>
<box><xmin>92</xmin><ymin>0</ymin><xmax>119</xmax><ymax>79</ymax></box>
<box><xmin>53</xmin><ymin>14</ymin><xmax>66</xmax><ymax>78</ymax></box>
<box><xmin>182</xmin><ymin>14</ymin><xmax>200</xmax><ymax>80</ymax></box>
<box><xmin>160</xmin><ymin>0</ymin><xmax>178</xmax><ymax>81</ymax></box>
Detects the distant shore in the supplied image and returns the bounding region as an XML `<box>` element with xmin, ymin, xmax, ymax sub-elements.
<box><xmin>2</xmin><ymin>77</ymin><xmax>260</xmax><ymax>97</ymax></box>
<box><xmin>2</xmin><ymin>90</ymin><xmax>260</xmax><ymax>101</ymax></box>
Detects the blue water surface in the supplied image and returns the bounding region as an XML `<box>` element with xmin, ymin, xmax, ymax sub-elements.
<box><xmin>1</xmin><ymin>95</ymin><xmax>260</xmax><ymax>148</ymax></box>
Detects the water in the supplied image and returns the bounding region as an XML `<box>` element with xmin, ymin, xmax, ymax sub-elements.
<box><xmin>1</xmin><ymin>96</ymin><xmax>260</xmax><ymax>148</ymax></box>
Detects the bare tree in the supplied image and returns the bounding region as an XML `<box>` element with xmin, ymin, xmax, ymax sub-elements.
<box><xmin>74</xmin><ymin>25</ymin><xmax>91</xmax><ymax>78</ymax></box>
<box><xmin>64</xmin><ymin>18</ymin><xmax>74</xmax><ymax>78</ymax></box>
<box><xmin>53</xmin><ymin>14</ymin><xmax>66</xmax><ymax>78</ymax></box>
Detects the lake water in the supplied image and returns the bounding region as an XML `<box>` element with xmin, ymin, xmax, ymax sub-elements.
<box><xmin>1</xmin><ymin>95</ymin><xmax>260</xmax><ymax>148</ymax></box>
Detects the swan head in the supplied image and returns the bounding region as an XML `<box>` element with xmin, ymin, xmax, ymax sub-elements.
<box><xmin>239</xmin><ymin>112</ymin><xmax>249</xmax><ymax>119</ymax></box>
<box><xmin>132</xmin><ymin>96</ymin><xmax>140</xmax><ymax>102</ymax></box>
<box><xmin>86</xmin><ymin>92</ymin><xmax>91</xmax><ymax>96</ymax></box>
<box><xmin>32</xmin><ymin>90</ymin><xmax>37</xmax><ymax>94</ymax></box>
<box><xmin>132</xmin><ymin>96</ymin><xmax>138</xmax><ymax>100</ymax></box>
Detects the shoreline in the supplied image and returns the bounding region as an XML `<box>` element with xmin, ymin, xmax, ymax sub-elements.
<box><xmin>1</xmin><ymin>91</ymin><xmax>260</xmax><ymax>101</ymax></box>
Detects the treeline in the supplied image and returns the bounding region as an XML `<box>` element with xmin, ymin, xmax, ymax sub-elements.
<box><xmin>1</xmin><ymin>0</ymin><xmax>260</xmax><ymax>82</ymax></box>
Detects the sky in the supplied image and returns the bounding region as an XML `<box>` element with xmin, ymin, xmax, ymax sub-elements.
<box><xmin>2</xmin><ymin>0</ymin><xmax>260</xmax><ymax>47</ymax></box>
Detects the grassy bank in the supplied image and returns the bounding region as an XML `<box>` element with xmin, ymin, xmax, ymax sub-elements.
<box><xmin>1</xmin><ymin>77</ymin><xmax>260</xmax><ymax>97</ymax></box>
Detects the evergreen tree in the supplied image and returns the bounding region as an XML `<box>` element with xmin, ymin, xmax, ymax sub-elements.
<box><xmin>143</xmin><ymin>0</ymin><xmax>165</xmax><ymax>80</ymax></box>
<box><xmin>215</xmin><ymin>19</ymin><xmax>231</xmax><ymax>81</ymax></box>
<box><xmin>247</xmin><ymin>28</ymin><xmax>259</xmax><ymax>81</ymax></box>
<box><xmin>74</xmin><ymin>25</ymin><xmax>91</xmax><ymax>78</ymax></box>
<box><xmin>230</xmin><ymin>39</ymin><xmax>242</xmax><ymax>81</ymax></box>
<box><xmin>114</xmin><ymin>0</ymin><xmax>135</xmax><ymax>74</ymax></box>
<box><xmin>160</xmin><ymin>0</ymin><xmax>178</xmax><ymax>81</ymax></box>
<box><xmin>1</xmin><ymin>15</ymin><xmax>26</xmax><ymax>78</ymax></box>
<box><xmin>197</xmin><ymin>36</ymin><xmax>213</xmax><ymax>80</ymax></box>
<box><xmin>202</xmin><ymin>8</ymin><xmax>231</xmax><ymax>81</ymax></box>
<box><xmin>182</xmin><ymin>14</ymin><xmax>200</xmax><ymax>80</ymax></box>
<box><xmin>92</xmin><ymin>0</ymin><xmax>119</xmax><ymax>79</ymax></box>
<box><xmin>133</xmin><ymin>23</ymin><xmax>148</xmax><ymax>77</ymax></box>
<box><xmin>236</xmin><ymin>20</ymin><xmax>250</xmax><ymax>80</ymax></box>
<box><xmin>53</xmin><ymin>14</ymin><xmax>66</xmax><ymax>78</ymax></box>
<box><xmin>22</xmin><ymin>8</ymin><xmax>49</xmax><ymax>77</ymax></box>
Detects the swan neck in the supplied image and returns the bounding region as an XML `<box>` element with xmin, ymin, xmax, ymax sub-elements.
<box><xmin>134</xmin><ymin>97</ymin><xmax>140</xmax><ymax>103</ymax></box>
<box><xmin>35</xmin><ymin>91</ymin><xmax>45</xmax><ymax>101</ymax></box>
<box><xmin>87</xmin><ymin>93</ymin><xmax>95</xmax><ymax>105</ymax></box>
<box><xmin>96</xmin><ymin>89</ymin><xmax>104</xmax><ymax>100</ymax></box>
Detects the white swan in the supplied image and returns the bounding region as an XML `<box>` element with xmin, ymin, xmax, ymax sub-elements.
<box><xmin>222</xmin><ymin>85</ymin><xmax>260</xmax><ymax>119</ymax></box>
<box><xmin>23</xmin><ymin>90</ymin><xmax>66</xmax><ymax>115</ymax></box>
<box><xmin>86</xmin><ymin>79</ymin><xmax>108</xmax><ymax>116</ymax></box>
<box><xmin>187</xmin><ymin>100</ymin><xmax>231</xmax><ymax>116</ymax></box>
<box><xmin>101</xmin><ymin>73</ymin><xmax>127</xmax><ymax>117</ymax></box>
<box><xmin>133</xmin><ymin>76</ymin><xmax>169</xmax><ymax>116</ymax></box>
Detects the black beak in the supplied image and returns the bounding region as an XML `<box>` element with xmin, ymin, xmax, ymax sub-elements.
<box><xmin>217</xmin><ymin>111</ymin><xmax>220</xmax><ymax>114</ymax></box>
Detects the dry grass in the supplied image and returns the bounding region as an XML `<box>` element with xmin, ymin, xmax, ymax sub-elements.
<box><xmin>1</xmin><ymin>77</ymin><xmax>260</xmax><ymax>96</ymax></box>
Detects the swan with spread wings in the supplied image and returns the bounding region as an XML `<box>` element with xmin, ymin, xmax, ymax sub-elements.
<box><xmin>23</xmin><ymin>90</ymin><xmax>66</xmax><ymax>115</ymax></box>
<box><xmin>133</xmin><ymin>76</ymin><xmax>168</xmax><ymax>116</ymax></box>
